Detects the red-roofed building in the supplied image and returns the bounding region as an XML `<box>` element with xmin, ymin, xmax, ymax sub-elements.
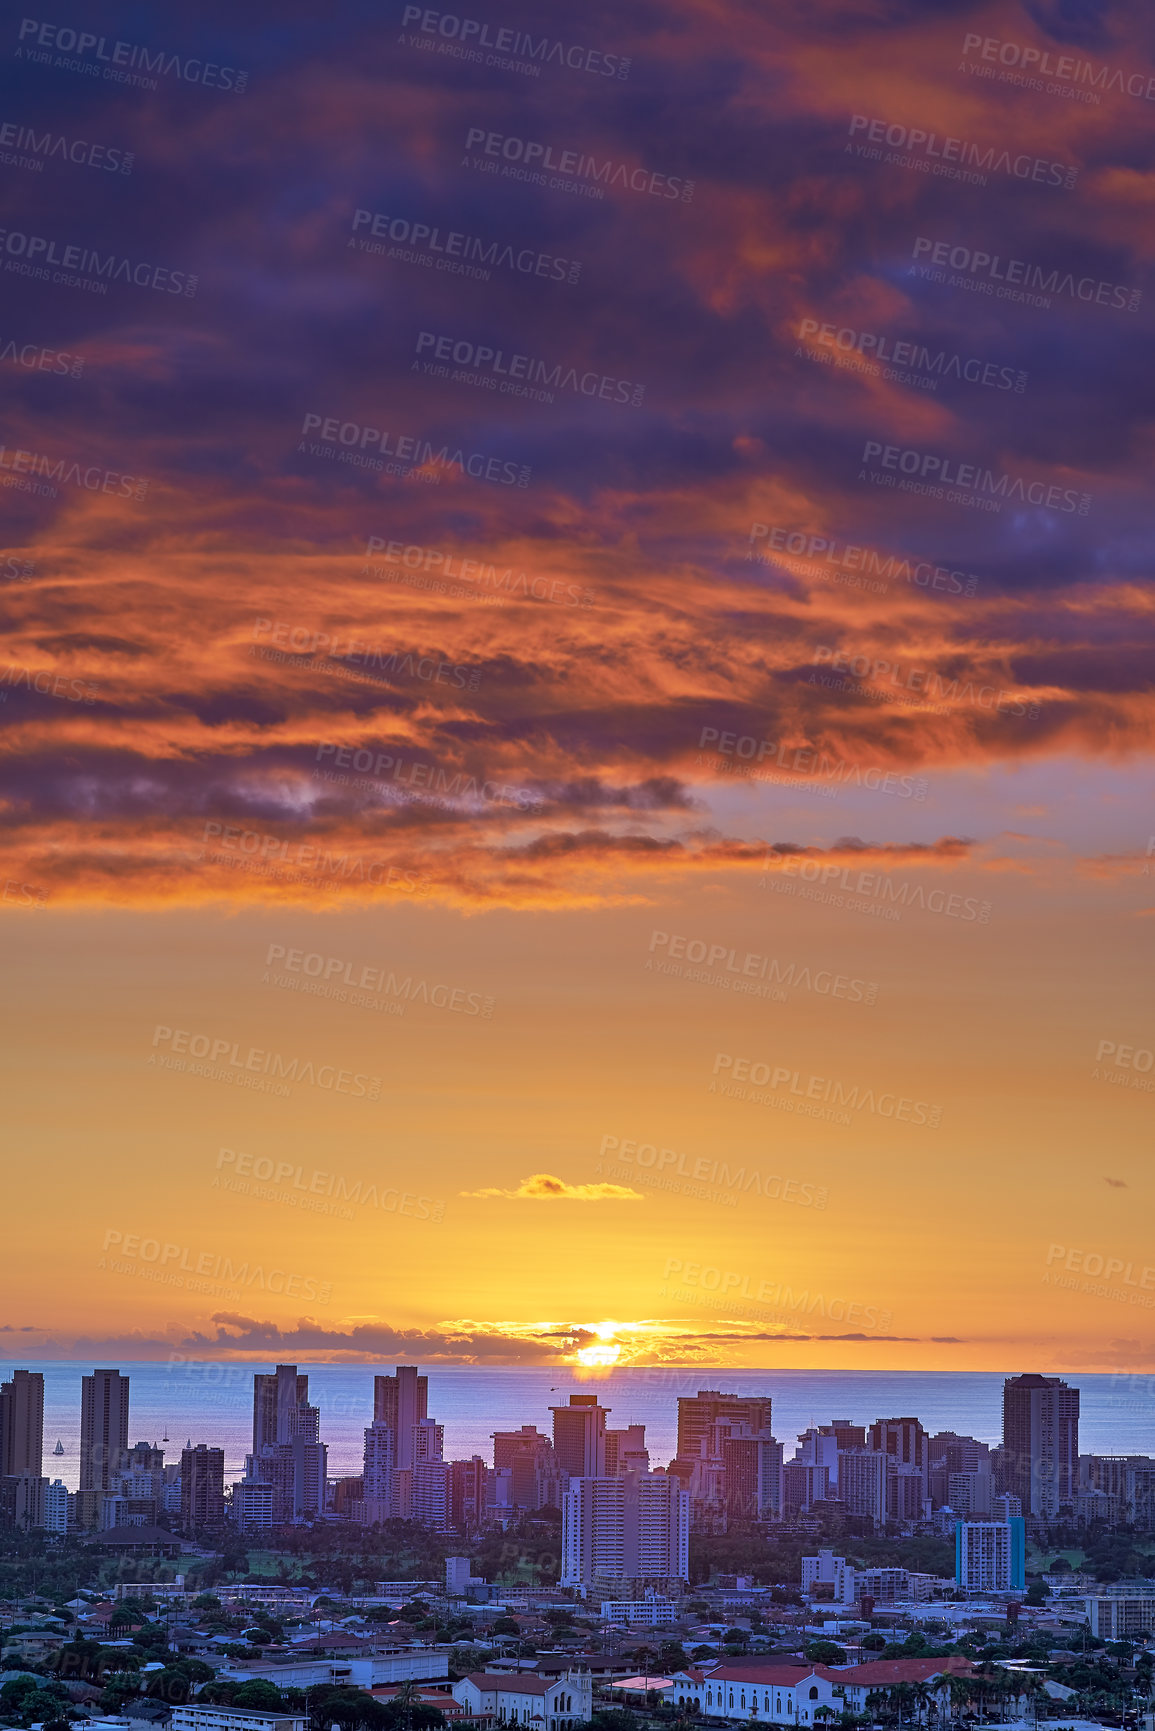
<box><xmin>664</xmin><ymin>1658</ymin><xmax>978</xmax><ymax>1722</ymax></box>
<box><xmin>452</xmin><ymin>1671</ymin><xmax>592</xmax><ymax>1728</ymax></box>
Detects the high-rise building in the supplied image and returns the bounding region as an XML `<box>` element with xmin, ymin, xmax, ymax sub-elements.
<box><xmin>232</xmin><ymin>1458</ymin><xmax>274</xmax><ymax>1531</ymax></box>
<box><xmin>80</xmin><ymin>1369</ymin><xmax>130</xmax><ymax>1500</ymax></box>
<box><xmin>449</xmin><ymin>1456</ymin><xmax>489</xmax><ymax>1532</ymax></box>
<box><xmin>362</xmin><ymin>1421</ymin><xmax>395</xmax><ymax>1524</ymax></box>
<box><xmin>551</xmin><ymin>1394</ymin><xmax>609</xmax><ymax>1480</ymax></box>
<box><xmin>249</xmin><ymin>1366</ymin><xmax>327</xmax><ymax>1524</ymax></box>
<box><xmin>1</xmin><ymin>1370</ymin><xmax>44</xmax><ymax>1478</ymax></box>
<box><xmin>1081</xmin><ymin>1456</ymin><xmax>1155</xmax><ymax>1530</ymax></box>
<box><xmin>868</xmin><ymin>1417</ymin><xmax>931</xmax><ymax>1523</ymax></box>
<box><xmin>181</xmin><ymin>1445</ymin><xmax>225</xmax><ymax>1530</ymax></box>
<box><xmin>837</xmin><ymin>1449</ymin><xmax>889</xmax><ymax>1526</ymax></box>
<box><xmin>275</xmin><ymin>1435</ymin><xmax>327</xmax><ymax>1522</ymax></box>
<box><xmin>99</xmin><ymin>1440</ymin><xmax>165</xmax><ymax>1528</ymax></box>
<box><xmin>955</xmin><ymin>1518</ymin><xmax>1026</xmax><ymax>1592</ymax></box>
<box><xmin>1002</xmin><ymin>1374</ymin><xmax>1079</xmax><ymax>1519</ymax></box>
<box><xmin>413</xmin><ymin>1458</ymin><xmax>450</xmax><ymax>1530</ymax></box>
<box><xmin>0</xmin><ymin>1370</ymin><xmax>46</xmax><ymax>1532</ymax></box>
<box><xmin>676</xmin><ymin>1390</ymin><xmax>773</xmax><ymax>1464</ymax></box>
<box><xmin>41</xmin><ymin>1479</ymin><xmax>68</xmax><ymax>1534</ymax></box>
<box><xmin>374</xmin><ymin>1366</ymin><xmax>428</xmax><ymax>1471</ymax></box>
<box><xmin>605</xmin><ymin>1424</ymin><xmax>649</xmax><ymax>1477</ymax></box>
<box><xmin>930</xmin><ymin>1433</ymin><xmax>993</xmax><ymax>1513</ymax></box>
<box><xmin>492</xmin><ymin>1424</ymin><xmax>561</xmax><ymax>1509</ymax></box>
<box><xmin>722</xmin><ymin>1434</ymin><xmax>782</xmax><ymax>1522</ymax></box>
<box><xmin>562</xmin><ymin>1470</ymin><xmax>689</xmax><ymax>1592</ymax></box>
<box><xmin>252</xmin><ymin>1364</ymin><xmax>309</xmax><ymax>1454</ymax></box>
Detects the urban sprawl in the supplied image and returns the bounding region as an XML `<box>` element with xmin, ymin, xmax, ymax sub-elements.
<box><xmin>0</xmin><ymin>1370</ymin><xmax>1152</xmax><ymax>1731</ymax></box>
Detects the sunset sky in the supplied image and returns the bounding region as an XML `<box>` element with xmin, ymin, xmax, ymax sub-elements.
<box><xmin>2</xmin><ymin>0</ymin><xmax>1154</xmax><ymax>1376</ymax></box>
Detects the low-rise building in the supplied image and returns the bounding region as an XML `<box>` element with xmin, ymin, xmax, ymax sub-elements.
<box><xmin>1084</xmin><ymin>1584</ymin><xmax>1155</xmax><ymax>1640</ymax></box>
<box><xmin>171</xmin><ymin>1709</ymin><xmax>305</xmax><ymax>1731</ymax></box>
<box><xmin>452</xmin><ymin>1670</ymin><xmax>591</xmax><ymax>1728</ymax></box>
<box><xmin>213</xmin><ymin>1648</ymin><xmax>450</xmax><ymax>1690</ymax></box>
<box><xmin>598</xmin><ymin>1594</ymin><xmax>677</xmax><ymax>1627</ymax></box>
<box><xmin>665</xmin><ymin>1658</ymin><xmax>978</xmax><ymax>1723</ymax></box>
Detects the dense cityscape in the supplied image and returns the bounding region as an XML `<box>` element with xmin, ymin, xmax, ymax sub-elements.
<box><xmin>1</xmin><ymin>1368</ymin><xmax>1153</xmax><ymax>1731</ymax></box>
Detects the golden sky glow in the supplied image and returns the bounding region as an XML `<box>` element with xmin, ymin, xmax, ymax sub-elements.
<box><xmin>2</xmin><ymin>0</ymin><xmax>1154</xmax><ymax>1377</ymax></box>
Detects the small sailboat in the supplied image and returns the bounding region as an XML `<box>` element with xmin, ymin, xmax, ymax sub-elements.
<box><xmin>53</xmin><ymin>1439</ymin><xmax>64</xmax><ymax>1456</ymax></box>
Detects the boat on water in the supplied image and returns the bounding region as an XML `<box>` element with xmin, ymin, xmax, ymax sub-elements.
<box><xmin>53</xmin><ymin>1439</ymin><xmax>64</xmax><ymax>1455</ymax></box>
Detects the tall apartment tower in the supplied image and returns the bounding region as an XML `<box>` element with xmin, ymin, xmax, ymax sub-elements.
<box><xmin>180</xmin><ymin>1444</ymin><xmax>225</xmax><ymax>1530</ymax></box>
<box><xmin>676</xmin><ymin>1390</ymin><xmax>773</xmax><ymax>1463</ymax></box>
<box><xmin>80</xmin><ymin>1369</ymin><xmax>129</xmax><ymax>1493</ymax></box>
<box><xmin>867</xmin><ymin>1416</ymin><xmax>931</xmax><ymax>1522</ymax></box>
<box><xmin>374</xmin><ymin>1365</ymin><xmax>428</xmax><ymax>1471</ymax></box>
<box><xmin>1002</xmin><ymin>1374</ymin><xmax>1080</xmax><ymax>1518</ymax></box>
<box><xmin>252</xmin><ymin>1364</ymin><xmax>310</xmax><ymax>1453</ymax></box>
<box><xmin>362</xmin><ymin>1421</ymin><xmax>395</xmax><ymax>1523</ymax></box>
<box><xmin>605</xmin><ymin>1424</ymin><xmax>649</xmax><ymax>1476</ymax></box>
<box><xmin>0</xmin><ymin>1370</ymin><xmax>44</xmax><ymax>1478</ymax></box>
<box><xmin>550</xmin><ymin>1394</ymin><xmax>609</xmax><ymax>1480</ymax></box>
<box><xmin>955</xmin><ymin>1517</ymin><xmax>1026</xmax><ymax>1592</ymax></box>
<box><xmin>562</xmin><ymin>1470</ymin><xmax>689</xmax><ymax>1591</ymax></box>
<box><xmin>722</xmin><ymin>1433</ymin><xmax>783</xmax><ymax>1522</ymax></box>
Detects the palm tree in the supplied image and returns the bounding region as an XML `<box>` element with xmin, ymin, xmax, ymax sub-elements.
<box><xmin>393</xmin><ymin>1679</ymin><xmax>420</xmax><ymax>1731</ymax></box>
<box><xmin>864</xmin><ymin>1688</ymin><xmax>889</xmax><ymax>1727</ymax></box>
<box><xmin>892</xmin><ymin>1683</ymin><xmax>916</xmax><ymax>1729</ymax></box>
<box><xmin>909</xmin><ymin>1683</ymin><xmax>932</xmax><ymax>1729</ymax></box>
<box><xmin>944</xmin><ymin>1676</ymin><xmax>973</xmax><ymax>1727</ymax></box>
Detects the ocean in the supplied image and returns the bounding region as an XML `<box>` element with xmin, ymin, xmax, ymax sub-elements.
<box><xmin>12</xmin><ymin>1363</ymin><xmax>1155</xmax><ymax>1490</ymax></box>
